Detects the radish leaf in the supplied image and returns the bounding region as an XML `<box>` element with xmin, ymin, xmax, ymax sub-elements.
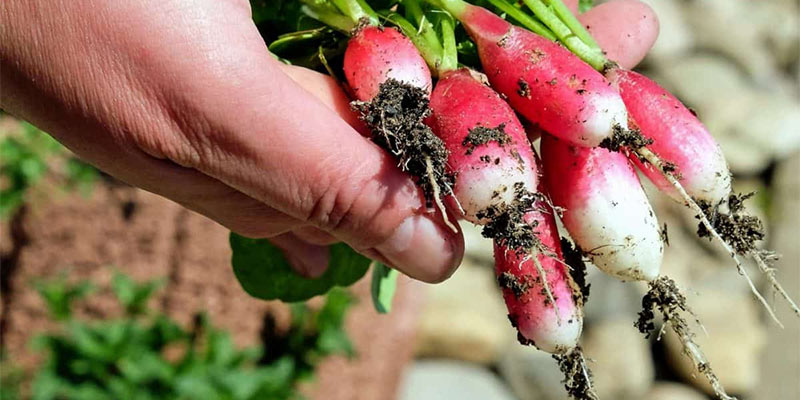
<box><xmin>230</xmin><ymin>233</ymin><xmax>370</xmax><ymax>302</ymax></box>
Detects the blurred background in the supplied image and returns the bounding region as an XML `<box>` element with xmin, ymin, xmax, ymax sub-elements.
<box><xmin>1</xmin><ymin>0</ymin><xmax>798</xmax><ymax>399</ymax></box>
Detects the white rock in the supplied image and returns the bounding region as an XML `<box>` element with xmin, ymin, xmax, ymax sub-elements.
<box><xmin>757</xmin><ymin>153</ymin><xmax>800</xmax><ymax>400</ymax></box>
<box><xmin>664</xmin><ymin>287</ymin><xmax>767</xmax><ymax>396</ymax></box>
<box><xmin>460</xmin><ymin>220</ymin><xmax>494</xmax><ymax>265</ymax></box>
<box><xmin>640</xmin><ymin>0</ymin><xmax>693</xmax><ymax>62</ymax></box>
<box><xmin>582</xmin><ymin>267</ymin><xmax>645</xmax><ymax>322</ymax></box>
<box><xmin>415</xmin><ymin>260</ymin><xmax>513</xmax><ymax>364</ymax></box>
<box><xmin>398</xmin><ymin>360</ymin><xmax>516</xmax><ymax>400</ymax></box>
<box><xmin>647</xmin><ymin>383</ymin><xmax>708</xmax><ymax>400</ymax></box>
<box><xmin>684</xmin><ymin>0</ymin><xmax>780</xmax><ymax>82</ymax></box>
<box><xmin>499</xmin><ymin>345</ymin><xmax>569</xmax><ymax>400</ymax></box>
<box><xmin>657</xmin><ymin>55</ymin><xmax>749</xmax><ymax>112</ymax></box>
<box><xmin>582</xmin><ymin>319</ymin><xmax>654</xmax><ymax>399</ymax></box>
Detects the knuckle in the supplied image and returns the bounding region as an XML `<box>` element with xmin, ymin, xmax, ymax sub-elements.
<box><xmin>303</xmin><ymin>175</ymin><xmax>388</xmax><ymax>248</ymax></box>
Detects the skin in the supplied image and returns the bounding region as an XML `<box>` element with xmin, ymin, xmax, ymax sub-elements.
<box><xmin>0</xmin><ymin>0</ymin><xmax>657</xmax><ymax>282</ymax></box>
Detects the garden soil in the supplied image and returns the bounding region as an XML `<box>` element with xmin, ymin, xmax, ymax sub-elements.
<box><xmin>0</xmin><ymin>181</ymin><xmax>423</xmax><ymax>399</ymax></box>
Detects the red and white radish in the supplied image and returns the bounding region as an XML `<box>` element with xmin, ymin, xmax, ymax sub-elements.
<box><xmin>608</xmin><ymin>68</ymin><xmax>731</xmax><ymax>204</ymax></box>
<box><xmin>494</xmin><ymin>197</ymin><xmax>584</xmax><ymax>353</ymax></box>
<box><xmin>344</xmin><ymin>26</ymin><xmax>433</xmax><ymax>100</ymax></box>
<box><xmin>428</xmin><ymin>69</ymin><xmax>537</xmax><ymax>223</ymax></box>
<box><xmin>429</xmin><ymin>0</ymin><xmax>628</xmax><ymax>147</ymax></box>
<box><xmin>541</xmin><ymin>134</ymin><xmax>663</xmax><ymax>282</ymax></box>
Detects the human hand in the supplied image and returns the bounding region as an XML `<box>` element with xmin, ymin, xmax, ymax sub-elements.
<box><xmin>0</xmin><ymin>0</ymin><xmax>657</xmax><ymax>282</ymax></box>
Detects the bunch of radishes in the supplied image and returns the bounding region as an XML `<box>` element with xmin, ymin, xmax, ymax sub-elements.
<box><xmin>295</xmin><ymin>0</ymin><xmax>797</xmax><ymax>399</ymax></box>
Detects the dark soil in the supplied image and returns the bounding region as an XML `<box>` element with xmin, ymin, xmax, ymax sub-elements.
<box><xmin>463</xmin><ymin>123</ymin><xmax>509</xmax><ymax>155</ymax></box>
<box><xmin>697</xmin><ymin>192</ymin><xmax>765</xmax><ymax>255</ymax></box>
<box><xmin>478</xmin><ymin>183</ymin><xmax>542</xmax><ymax>253</ymax></box>
<box><xmin>598</xmin><ymin>124</ymin><xmax>653</xmax><ymax>153</ymax></box>
<box><xmin>497</xmin><ymin>271</ymin><xmax>533</xmax><ymax>298</ymax></box>
<box><xmin>560</xmin><ymin>238</ymin><xmax>590</xmax><ymax>302</ymax></box>
<box><xmin>517</xmin><ymin>79</ymin><xmax>531</xmax><ymax>98</ymax></box>
<box><xmin>635</xmin><ymin>277</ymin><xmax>688</xmax><ymax>337</ymax></box>
<box><xmin>352</xmin><ymin>79</ymin><xmax>453</xmax><ymax>207</ymax></box>
<box><xmin>552</xmin><ymin>346</ymin><xmax>599</xmax><ymax>400</ymax></box>
<box><xmin>0</xmin><ymin>183</ymin><xmax>422</xmax><ymax>400</ymax></box>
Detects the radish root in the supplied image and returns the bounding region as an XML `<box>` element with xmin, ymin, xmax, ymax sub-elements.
<box><xmin>633</xmin><ymin>146</ymin><xmax>784</xmax><ymax>326</ymax></box>
<box><xmin>553</xmin><ymin>346</ymin><xmax>599</xmax><ymax>400</ymax></box>
<box><xmin>637</xmin><ymin>277</ymin><xmax>737</xmax><ymax>400</ymax></box>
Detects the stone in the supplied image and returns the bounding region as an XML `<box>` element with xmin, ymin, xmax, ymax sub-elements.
<box><xmin>647</xmin><ymin>383</ymin><xmax>708</xmax><ymax>400</ymax></box>
<box><xmin>639</xmin><ymin>0</ymin><xmax>693</xmax><ymax>62</ymax></box>
<box><xmin>499</xmin><ymin>345</ymin><xmax>568</xmax><ymax>400</ymax></box>
<box><xmin>460</xmin><ymin>220</ymin><xmax>494</xmax><ymax>266</ymax></box>
<box><xmin>656</xmin><ymin>54</ymin><xmax>748</xmax><ymax>112</ymax></box>
<box><xmin>582</xmin><ymin>319</ymin><xmax>655</xmax><ymax>399</ymax></box>
<box><xmin>684</xmin><ymin>0</ymin><xmax>780</xmax><ymax>82</ymax></box>
<box><xmin>414</xmin><ymin>259</ymin><xmax>513</xmax><ymax>364</ymax></box>
<box><xmin>582</xmin><ymin>267</ymin><xmax>646</xmax><ymax>323</ymax></box>
<box><xmin>398</xmin><ymin>360</ymin><xmax>516</xmax><ymax>400</ymax></box>
<box><xmin>664</xmin><ymin>286</ymin><xmax>767</xmax><ymax>396</ymax></box>
<box><xmin>757</xmin><ymin>153</ymin><xmax>800</xmax><ymax>400</ymax></box>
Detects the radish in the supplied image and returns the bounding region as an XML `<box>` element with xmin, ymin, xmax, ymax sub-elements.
<box><xmin>425</xmin><ymin>0</ymin><xmax>629</xmax><ymax>148</ymax></box>
<box><xmin>606</xmin><ymin>69</ymin><xmax>731</xmax><ymax>205</ymax></box>
<box><xmin>429</xmin><ymin>68</ymin><xmax>538</xmax><ymax>224</ymax></box>
<box><xmin>493</xmin><ymin>197</ymin><xmax>584</xmax><ymax>353</ymax></box>
<box><xmin>301</xmin><ymin>0</ymin><xmax>457</xmax><ymax>230</ymax></box>
<box><xmin>387</xmin><ymin>10</ymin><xmax>595</xmax><ymax>397</ymax></box>
<box><xmin>540</xmin><ymin>134</ymin><xmax>663</xmax><ymax>282</ymax></box>
<box><xmin>508</xmin><ymin>0</ymin><xmax>799</xmax><ymax>319</ymax></box>
<box><xmin>428</xmin><ymin>69</ymin><xmax>583</xmax><ymax>353</ymax></box>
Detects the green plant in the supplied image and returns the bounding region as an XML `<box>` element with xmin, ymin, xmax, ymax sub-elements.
<box><xmin>0</xmin><ymin>118</ymin><xmax>99</xmax><ymax>218</ymax></box>
<box><xmin>22</xmin><ymin>272</ymin><xmax>354</xmax><ymax>400</ymax></box>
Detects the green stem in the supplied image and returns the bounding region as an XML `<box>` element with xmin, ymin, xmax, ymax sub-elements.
<box><xmin>542</xmin><ymin>0</ymin><xmax>600</xmax><ymax>50</ymax></box>
<box><xmin>423</xmin><ymin>0</ymin><xmax>468</xmax><ymax>20</ymax></box>
<box><xmin>521</xmin><ymin>0</ymin><xmax>608</xmax><ymax>70</ymax></box>
<box><xmin>485</xmin><ymin>0</ymin><xmax>556</xmax><ymax>40</ymax></box>
<box><xmin>332</xmin><ymin>0</ymin><xmax>379</xmax><ymax>25</ymax></box>
<box><xmin>440</xmin><ymin>17</ymin><xmax>458</xmax><ymax>72</ymax></box>
<box><xmin>301</xmin><ymin>3</ymin><xmax>357</xmax><ymax>33</ymax></box>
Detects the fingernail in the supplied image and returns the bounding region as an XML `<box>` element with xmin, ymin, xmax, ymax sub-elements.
<box><xmin>374</xmin><ymin>214</ymin><xmax>463</xmax><ymax>283</ymax></box>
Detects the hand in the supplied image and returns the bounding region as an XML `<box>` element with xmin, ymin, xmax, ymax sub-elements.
<box><xmin>0</xmin><ymin>0</ymin><xmax>657</xmax><ymax>282</ymax></box>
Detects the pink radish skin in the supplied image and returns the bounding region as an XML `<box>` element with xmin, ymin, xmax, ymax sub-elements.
<box><xmin>494</xmin><ymin>183</ymin><xmax>583</xmax><ymax>353</ymax></box>
<box><xmin>428</xmin><ymin>69</ymin><xmax>537</xmax><ymax>223</ymax></box>
<box><xmin>541</xmin><ymin>134</ymin><xmax>663</xmax><ymax>282</ymax></box>
<box><xmin>459</xmin><ymin>4</ymin><xmax>628</xmax><ymax>147</ymax></box>
<box><xmin>343</xmin><ymin>26</ymin><xmax>433</xmax><ymax>101</ymax></box>
<box><xmin>609</xmin><ymin>68</ymin><xmax>732</xmax><ymax>204</ymax></box>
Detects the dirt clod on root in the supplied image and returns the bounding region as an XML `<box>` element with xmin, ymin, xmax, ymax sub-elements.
<box><xmin>463</xmin><ymin>123</ymin><xmax>509</xmax><ymax>155</ymax></box>
<box><xmin>697</xmin><ymin>192</ymin><xmax>765</xmax><ymax>255</ymax></box>
<box><xmin>477</xmin><ymin>183</ymin><xmax>545</xmax><ymax>253</ymax></box>
<box><xmin>498</xmin><ymin>271</ymin><xmax>533</xmax><ymax>298</ymax></box>
<box><xmin>599</xmin><ymin>124</ymin><xmax>653</xmax><ymax>153</ymax></box>
<box><xmin>561</xmin><ymin>238</ymin><xmax>590</xmax><ymax>302</ymax></box>
<box><xmin>636</xmin><ymin>277</ymin><xmax>736</xmax><ymax>400</ymax></box>
<box><xmin>552</xmin><ymin>346</ymin><xmax>598</xmax><ymax>400</ymax></box>
<box><xmin>353</xmin><ymin>79</ymin><xmax>453</xmax><ymax>207</ymax></box>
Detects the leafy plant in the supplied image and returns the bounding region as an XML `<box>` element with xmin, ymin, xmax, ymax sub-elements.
<box><xmin>0</xmin><ymin>118</ymin><xmax>98</xmax><ymax>218</ymax></box>
<box><xmin>22</xmin><ymin>272</ymin><xmax>355</xmax><ymax>400</ymax></box>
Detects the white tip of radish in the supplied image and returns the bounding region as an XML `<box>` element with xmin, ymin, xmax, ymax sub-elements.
<box><xmin>457</xmin><ymin>158</ymin><xmax>537</xmax><ymax>224</ymax></box>
<box><xmin>519</xmin><ymin>312</ymin><xmax>583</xmax><ymax>354</ymax></box>
<box><xmin>581</xmin><ymin>94</ymin><xmax>629</xmax><ymax>146</ymax></box>
<box><xmin>571</xmin><ymin>185</ymin><xmax>663</xmax><ymax>282</ymax></box>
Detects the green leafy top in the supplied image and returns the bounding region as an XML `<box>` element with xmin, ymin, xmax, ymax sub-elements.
<box><xmin>0</xmin><ymin>118</ymin><xmax>98</xmax><ymax>219</ymax></box>
<box><xmin>19</xmin><ymin>272</ymin><xmax>355</xmax><ymax>400</ymax></box>
<box><xmin>230</xmin><ymin>233</ymin><xmax>371</xmax><ymax>302</ymax></box>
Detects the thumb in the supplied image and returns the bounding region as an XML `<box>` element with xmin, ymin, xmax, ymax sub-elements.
<box><xmin>169</xmin><ymin>56</ymin><xmax>464</xmax><ymax>283</ymax></box>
